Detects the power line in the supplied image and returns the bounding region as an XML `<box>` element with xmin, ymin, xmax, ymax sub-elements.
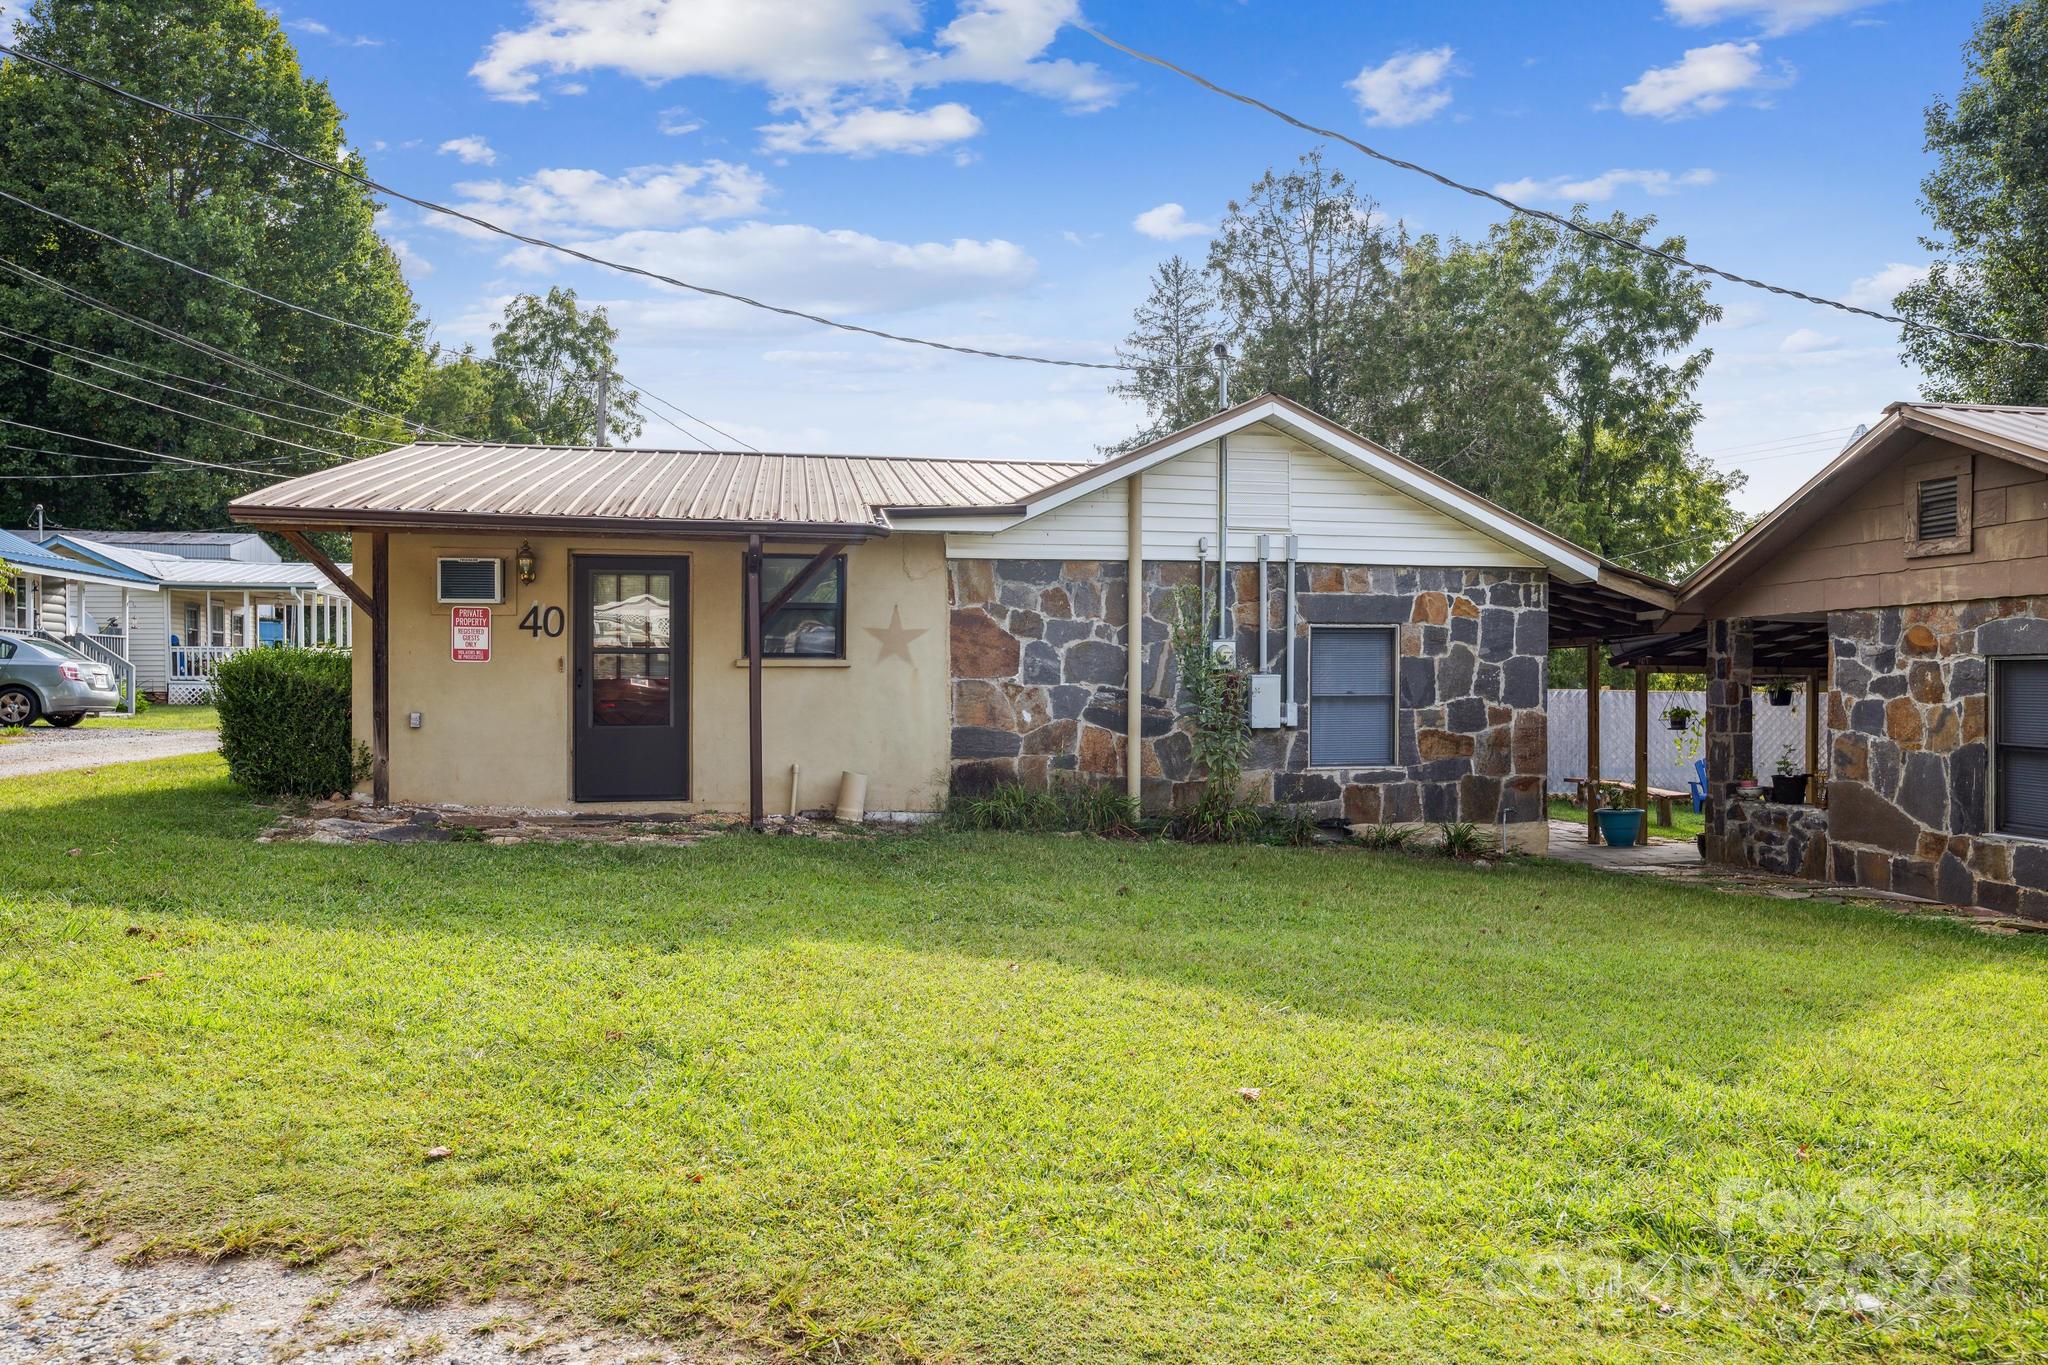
<box><xmin>0</xmin><ymin>345</ymin><xmax>350</xmax><ymax>459</ymax></box>
<box><xmin>0</xmin><ymin>255</ymin><xmax>454</xmax><ymax>438</ymax></box>
<box><xmin>1694</xmin><ymin>425</ymin><xmax>1857</xmax><ymax>459</ymax></box>
<box><xmin>0</xmin><ymin>322</ymin><xmax>386</xmax><ymax>446</ymax></box>
<box><xmin>631</xmin><ymin>385</ymin><xmax>759</xmax><ymax>452</ymax></box>
<box><xmin>0</xmin><ymin>183</ymin><xmax>764</xmax><ymax>449</ymax></box>
<box><xmin>0</xmin><ymin>42</ymin><xmax>1131</xmax><ymax>373</ymax></box>
<box><xmin>1078</xmin><ymin>25</ymin><xmax>2048</xmax><ymax>358</ymax></box>
<box><xmin>0</xmin><ymin>415</ymin><xmax>291</xmax><ymax>476</ymax></box>
<box><xmin>0</xmin><ymin>441</ymin><xmax>264</xmax><ymax>480</ymax></box>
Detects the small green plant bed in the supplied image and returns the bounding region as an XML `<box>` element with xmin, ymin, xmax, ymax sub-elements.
<box><xmin>79</xmin><ymin>705</ymin><xmax>220</xmax><ymax>731</ymax></box>
<box><xmin>4</xmin><ymin>755</ymin><xmax>2046</xmax><ymax>1363</ymax></box>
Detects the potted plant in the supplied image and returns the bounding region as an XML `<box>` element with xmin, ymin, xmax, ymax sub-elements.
<box><xmin>1661</xmin><ymin>703</ymin><xmax>1699</xmax><ymax>733</ymax></box>
<box><xmin>1593</xmin><ymin>783</ymin><xmax>1645</xmax><ymax>847</ymax></box>
<box><xmin>1736</xmin><ymin>770</ymin><xmax>1759</xmax><ymax>794</ymax></box>
<box><xmin>1770</xmin><ymin>744</ymin><xmax>1809</xmax><ymax>804</ymax></box>
<box><xmin>1766</xmin><ymin>682</ymin><xmax>1795</xmax><ymax>706</ymax></box>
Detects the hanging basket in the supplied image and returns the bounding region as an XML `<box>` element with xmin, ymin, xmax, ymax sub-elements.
<box><xmin>1766</xmin><ymin>685</ymin><xmax>1794</xmax><ymax>707</ymax></box>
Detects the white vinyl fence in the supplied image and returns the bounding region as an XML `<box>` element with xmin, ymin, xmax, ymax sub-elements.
<box><xmin>1547</xmin><ymin>688</ymin><xmax>1829</xmax><ymax>798</ymax></box>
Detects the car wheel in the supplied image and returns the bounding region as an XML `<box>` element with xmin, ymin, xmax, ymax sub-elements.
<box><xmin>45</xmin><ymin>713</ymin><xmax>86</xmax><ymax>728</ymax></box>
<box><xmin>0</xmin><ymin>686</ymin><xmax>37</xmax><ymax>727</ymax></box>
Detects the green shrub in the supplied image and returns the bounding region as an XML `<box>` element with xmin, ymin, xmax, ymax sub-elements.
<box><xmin>1435</xmin><ymin>821</ymin><xmax>1491</xmax><ymax>859</ymax></box>
<box><xmin>945</xmin><ymin>780</ymin><xmax>1140</xmax><ymax>836</ymax></box>
<box><xmin>213</xmin><ymin>648</ymin><xmax>366</xmax><ymax>798</ymax></box>
<box><xmin>1355</xmin><ymin>822</ymin><xmax>1417</xmax><ymax>851</ymax></box>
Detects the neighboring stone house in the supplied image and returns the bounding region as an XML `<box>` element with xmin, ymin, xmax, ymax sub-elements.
<box><xmin>226</xmin><ymin>394</ymin><xmax>1669</xmax><ymax>844</ymax></box>
<box><xmin>1641</xmin><ymin>403</ymin><xmax>2048</xmax><ymax>917</ymax></box>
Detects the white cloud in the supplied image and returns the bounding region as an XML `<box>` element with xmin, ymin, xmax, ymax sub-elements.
<box><xmin>437</xmin><ymin>135</ymin><xmax>498</xmax><ymax>166</ymax></box>
<box><xmin>1131</xmin><ymin>203</ymin><xmax>1212</xmax><ymax>241</ymax></box>
<box><xmin>449</xmin><ymin>161</ymin><xmax>772</xmax><ymax>232</ymax></box>
<box><xmin>383</xmin><ymin>236</ymin><xmax>433</xmax><ymax>277</ymax></box>
<box><xmin>760</xmin><ymin>102</ymin><xmax>982</xmax><ymax>156</ymax></box>
<box><xmin>557</xmin><ymin>81</ymin><xmax>588</xmax><ymax>95</ymax></box>
<box><xmin>1778</xmin><ymin>327</ymin><xmax>1840</xmax><ymax>354</ymax></box>
<box><xmin>1663</xmin><ymin>0</ymin><xmax>1884</xmax><ymax>37</ymax></box>
<box><xmin>1347</xmin><ymin>47</ymin><xmax>1458</xmax><ymax>128</ymax></box>
<box><xmin>288</xmin><ymin>16</ymin><xmax>383</xmax><ymax>47</ymax></box>
<box><xmin>1620</xmin><ymin>42</ymin><xmax>1789</xmax><ymax>118</ymax></box>
<box><xmin>495</xmin><ymin>223</ymin><xmax>1037</xmax><ymax>321</ymax></box>
<box><xmin>469</xmin><ymin>0</ymin><xmax>1118</xmax><ymax>159</ymax></box>
<box><xmin>658</xmin><ymin>106</ymin><xmax>702</xmax><ymax>136</ymax></box>
<box><xmin>1844</xmin><ymin>262</ymin><xmax>1929</xmax><ymax>311</ymax></box>
<box><xmin>1492</xmin><ymin>167</ymin><xmax>1716</xmax><ymax>203</ymax></box>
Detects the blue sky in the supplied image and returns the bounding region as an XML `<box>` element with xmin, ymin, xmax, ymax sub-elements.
<box><xmin>257</xmin><ymin>0</ymin><xmax>1980</xmax><ymax>512</ymax></box>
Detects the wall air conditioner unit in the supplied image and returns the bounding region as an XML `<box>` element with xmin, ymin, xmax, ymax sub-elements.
<box><xmin>436</xmin><ymin>557</ymin><xmax>504</xmax><ymax>605</ymax></box>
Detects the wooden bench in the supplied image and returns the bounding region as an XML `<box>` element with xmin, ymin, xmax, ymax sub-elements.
<box><xmin>1563</xmin><ymin>778</ymin><xmax>1687</xmax><ymax>827</ymax></box>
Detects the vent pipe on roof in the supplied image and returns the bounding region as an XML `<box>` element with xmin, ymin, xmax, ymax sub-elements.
<box><xmin>1213</xmin><ymin>342</ymin><xmax>1232</xmax><ymax>650</ymax></box>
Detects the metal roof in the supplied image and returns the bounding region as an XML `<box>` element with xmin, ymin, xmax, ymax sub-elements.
<box><xmin>0</xmin><ymin>528</ymin><xmax>160</xmax><ymax>587</ymax></box>
<box><xmin>57</xmin><ymin>535</ymin><xmax>350</xmax><ymax>591</ymax></box>
<box><xmin>1900</xmin><ymin>403</ymin><xmax>2048</xmax><ymax>466</ymax></box>
<box><xmin>230</xmin><ymin>443</ymin><xmax>1092</xmax><ymax>537</ymax></box>
<box><xmin>17</xmin><ymin>528</ymin><xmax>268</xmax><ymax>546</ymax></box>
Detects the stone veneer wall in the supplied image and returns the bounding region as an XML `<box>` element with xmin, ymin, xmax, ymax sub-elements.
<box><xmin>946</xmin><ymin>558</ymin><xmax>1550</xmax><ymax>844</ymax></box>
<box><xmin>1825</xmin><ymin>598</ymin><xmax>2048</xmax><ymax>917</ymax></box>
<box><xmin>1726</xmin><ymin>796</ymin><xmax>1830</xmax><ymax>879</ymax></box>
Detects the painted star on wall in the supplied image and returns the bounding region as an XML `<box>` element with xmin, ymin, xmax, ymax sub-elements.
<box><xmin>864</xmin><ymin>605</ymin><xmax>929</xmax><ymax>663</ymax></box>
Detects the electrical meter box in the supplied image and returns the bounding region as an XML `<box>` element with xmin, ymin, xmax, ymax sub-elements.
<box><xmin>1249</xmin><ymin>673</ymin><xmax>1283</xmax><ymax>729</ymax></box>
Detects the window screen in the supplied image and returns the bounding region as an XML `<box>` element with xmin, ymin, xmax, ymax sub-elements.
<box><xmin>748</xmin><ymin>554</ymin><xmax>847</xmax><ymax>658</ymax></box>
<box><xmin>1917</xmin><ymin>476</ymin><xmax>1960</xmax><ymax>540</ymax></box>
<box><xmin>437</xmin><ymin>557</ymin><xmax>503</xmax><ymax>604</ymax></box>
<box><xmin>1310</xmin><ymin>628</ymin><xmax>1395</xmax><ymax>766</ymax></box>
<box><xmin>1996</xmin><ymin>658</ymin><xmax>2048</xmax><ymax>839</ymax></box>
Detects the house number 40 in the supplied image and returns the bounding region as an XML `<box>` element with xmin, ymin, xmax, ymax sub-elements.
<box><xmin>518</xmin><ymin>604</ymin><xmax>565</xmax><ymax>638</ymax></box>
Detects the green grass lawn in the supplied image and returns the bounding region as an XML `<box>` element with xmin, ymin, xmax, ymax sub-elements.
<box><xmin>77</xmin><ymin>704</ymin><xmax>219</xmax><ymax>731</ymax></box>
<box><xmin>1549</xmin><ymin>795</ymin><xmax>1706</xmax><ymax>843</ymax></box>
<box><xmin>3</xmin><ymin>756</ymin><xmax>2046</xmax><ymax>1362</ymax></box>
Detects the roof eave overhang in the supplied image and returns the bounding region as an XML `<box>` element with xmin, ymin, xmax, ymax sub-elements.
<box><xmin>8</xmin><ymin>560</ymin><xmax>161</xmax><ymax>591</ymax></box>
<box><xmin>230</xmin><ymin>505</ymin><xmax>892</xmax><ymax>543</ymax></box>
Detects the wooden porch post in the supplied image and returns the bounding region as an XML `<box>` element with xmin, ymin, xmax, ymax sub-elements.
<box><xmin>371</xmin><ymin>532</ymin><xmax>390</xmax><ymax>806</ymax></box>
<box><xmin>1586</xmin><ymin>643</ymin><xmax>1602</xmax><ymax>844</ymax></box>
<box><xmin>1634</xmin><ymin>662</ymin><xmax>1651</xmax><ymax>845</ymax></box>
<box><xmin>745</xmin><ymin>534</ymin><xmax>765</xmax><ymax>830</ymax></box>
<box><xmin>242</xmin><ymin>591</ymin><xmax>253</xmax><ymax>648</ymax></box>
<box><xmin>1805</xmin><ymin>671</ymin><xmax>1822</xmax><ymax>795</ymax></box>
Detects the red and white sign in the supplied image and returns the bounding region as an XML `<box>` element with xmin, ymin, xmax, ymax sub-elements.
<box><xmin>450</xmin><ymin>606</ymin><xmax>492</xmax><ymax>662</ymax></box>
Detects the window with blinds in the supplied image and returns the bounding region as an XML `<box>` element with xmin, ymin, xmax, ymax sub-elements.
<box><xmin>1309</xmin><ymin>627</ymin><xmax>1396</xmax><ymax>767</ymax></box>
<box><xmin>1916</xmin><ymin>476</ymin><xmax>1960</xmax><ymax>540</ymax></box>
<box><xmin>1996</xmin><ymin>658</ymin><xmax>2048</xmax><ymax>839</ymax></box>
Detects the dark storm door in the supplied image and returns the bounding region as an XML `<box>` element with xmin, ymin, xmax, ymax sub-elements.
<box><xmin>574</xmin><ymin>556</ymin><xmax>689</xmax><ymax>801</ymax></box>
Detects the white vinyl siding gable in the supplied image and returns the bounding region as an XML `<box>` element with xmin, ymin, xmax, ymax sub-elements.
<box><xmin>945</xmin><ymin>422</ymin><xmax>1544</xmax><ymax>567</ymax></box>
<box><xmin>79</xmin><ymin>583</ymin><xmax>167</xmax><ymax>692</ymax></box>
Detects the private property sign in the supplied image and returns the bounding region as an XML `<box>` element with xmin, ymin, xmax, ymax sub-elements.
<box><xmin>450</xmin><ymin>606</ymin><xmax>491</xmax><ymax>662</ymax></box>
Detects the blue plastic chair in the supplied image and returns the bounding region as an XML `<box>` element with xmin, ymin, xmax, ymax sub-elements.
<box><xmin>1689</xmin><ymin>758</ymin><xmax>1708</xmax><ymax>813</ymax></box>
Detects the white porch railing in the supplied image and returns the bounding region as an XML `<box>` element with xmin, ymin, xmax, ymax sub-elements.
<box><xmin>167</xmin><ymin>642</ymin><xmax>350</xmax><ymax>703</ymax></box>
<box><xmin>66</xmin><ymin>633</ymin><xmax>138</xmax><ymax>715</ymax></box>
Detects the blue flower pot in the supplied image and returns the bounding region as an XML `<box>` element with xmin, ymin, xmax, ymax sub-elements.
<box><xmin>1595</xmin><ymin>808</ymin><xmax>1645</xmax><ymax>847</ymax></box>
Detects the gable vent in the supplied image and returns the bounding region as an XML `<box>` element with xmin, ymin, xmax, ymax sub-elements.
<box><xmin>437</xmin><ymin>557</ymin><xmax>503</xmax><ymax>605</ymax></box>
<box><xmin>1916</xmin><ymin>476</ymin><xmax>1960</xmax><ymax>540</ymax></box>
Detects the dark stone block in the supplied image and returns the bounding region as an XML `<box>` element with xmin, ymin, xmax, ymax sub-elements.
<box><xmin>1154</xmin><ymin>729</ymin><xmax>1193</xmax><ymax>782</ymax></box>
<box><xmin>1950</xmin><ymin>656</ymin><xmax>1987</xmax><ymax>699</ymax></box>
<box><xmin>1400</xmin><ymin>656</ymin><xmax>1436</xmax><ymax>708</ymax></box>
<box><xmin>1421</xmin><ymin>624</ymin><xmax>1449</xmax><ymax>657</ymax></box>
<box><xmin>1459</xmin><ymin>773</ymin><xmax>1502</xmax><ymax>819</ymax></box>
<box><xmin>1870</xmin><ymin>739</ymin><xmax>1901</xmax><ymax>800</ymax></box>
<box><xmin>1382</xmin><ymin>782</ymin><xmax>1421</xmax><ymax>822</ymax></box>
<box><xmin>1880</xmin><ymin>612</ymin><xmax>1901</xmax><ymax>648</ymax></box>
<box><xmin>1869</xmin><ymin>672</ymin><xmax>1908</xmax><ymax>699</ymax></box>
<box><xmin>1049</xmin><ymin>684</ymin><xmax>1090</xmax><ymax>720</ymax></box>
<box><xmin>997</xmin><ymin>581</ymin><xmax>1040</xmax><ymax>611</ymax></box>
<box><xmin>1836</xmin><ymin>610</ymin><xmax>1879</xmax><ymax>643</ymax></box>
<box><xmin>1003</xmin><ymin>560</ymin><xmax>1061</xmax><ymax>585</ymax></box>
<box><xmin>1937</xmin><ymin>854</ymin><xmax>1976</xmax><ymax>907</ymax></box>
<box><xmin>1450</xmin><ymin>614</ymin><xmax>1478</xmax><ymax>646</ymax></box>
<box><xmin>1950</xmin><ymin>744</ymin><xmax>1988</xmax><ymax>836</ymax></box>
<box><xmin>1891</xmin><ymin>856</ymin><xmax>1937</xmax><ymax>901</ymax></box>
<box><xmin>1063</xmin><ymin>639</ymin><xmax>1125</xmax><ymax>686</ymax></box>
<box><xmin>1276</xmin><ymin>771</ymin><xmax>1341</xmax><ymax>803</ymax></box>
<box><xmin>1439</xmin><ymin>643</ymin><xmax>1477</xmax><ymax>699</ymax></box>
<box><xmin>1869</xmin><ymin>647</ymin><xmax>1895</xmax><ymax>675</ymax></box>
<box><xmin>1828</xmin><ymin>781</ymin><xmax>1922</xmax><ymax>854</ymax></box>
<box><xmin>1044</xmin><ymin>617</ymin><xmax>1091</xmax><ymax>647</ymax></box>
<box><xmin>1488</xmin><ymin>582</ymin><xmax>1520</xmax><ymax>606</ymax></box>
<box><xmin>1474</xmin><ymin>663</ymin><xmax>1501</xmax><ymax>703</ymax></box>
<box><xmin>1021</xmin><ymin>640</ymin><xmax>1061</xmax><ymax>685</ymax></box>
<box><xmin>1502</xmin><ymin>774</ymin><xmax>1545</xmax><ymax>823</ymax></box>
<box><xmin>1417</xmin><ymin>758</ymin><xmax>1474</xmax><ymax>783</ymax></box>
<box><xmin>1050</xmin><ymin>753</ymin><xmax>1078</xmax><ymax>771</ymax></box>
<box><xmin>1898</xmin><ymin>750</ymin><xmax>1949</xmax><ymax>829</ymax></box>
<box><xmin>1420</xmin><ymin>782</ymin><xmax>1458</xmax><ymax>821</ymax></box>
<box><xmin>1303</xmin><ymin>593</ymin><xmax>1412</xmax><ymax>624</ymax></box>
<box><xmin>953</xmin><ymin>726</ymin><xmax>1023</xmax><ymax>759</ymax></box>
<box><xmin>1832</xmin><ymin>844</ymin><xmax>1856</xmax><ymax>883</ymax></box>
<box><xmin>1515</xmin><ymin>609</ymin><xmax>1547</xmax><ymax>657</ymax></box>
<box><xmin>1833</xmin><ymin>657</ymin><xmax>1872</xmax><ymax>698</ymax></box>
<box><xmin>1850</xmin><ymin>697</ymin><xmax>1886</xmax><ymax>736</ymax></box>
<box><xmin>1503</xmin><ymin>655</ymin><xmax>1543</xmax><ymax>709</ymax></box>
<box><xmin>1447</xmin><ymin>696</ymin><xmax>1488</xmax><ymax>733</ymax></box>
<box><xmin>1007</xmin><ymin>608</ymin><xmax>1044</xmax><ymax>640</ymax></box>
<box><xmin>1977</xmin><ymin>880</ymin><xmax>2020</xmax><ymax>914</ymax></box>
<box><xmin>2014</xmin><ymin>843</ymin><xmax>2048</xmax><ymax>891</ymax></box>
<box><xmin>1479</xmin><ymin>607</ymin><xmax>1516</xmax><ymax>663</ymax></box>
<box><xmin>2022</xmin><ymin>888</ymin><xmax>2048</xmax><ymax>923</ymax></box>
<box><xmin>1979</xmin><ymin>616</ymin><xmax>2048</xmax><ymax>655</ymax></box>
<box><xmin>951</xmin><ymin>758</ymin><xmax>1018</xmax><ymax>796</ymax></box>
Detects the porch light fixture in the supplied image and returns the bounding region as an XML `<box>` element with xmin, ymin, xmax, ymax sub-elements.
<box><xmin>515</xmin><ymin>541</ymin><xmax>537</xmax><ymax>584</ymax></box>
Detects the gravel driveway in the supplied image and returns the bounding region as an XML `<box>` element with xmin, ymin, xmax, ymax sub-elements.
<box><xmin>0</xmin><ymin>1199</ymin><xmax>709</xmax><ymax>1364</ymax></box>
<box><xmin>0</xmin><ymin>726</ymin><xmax>218</xmax><ymax>778</ymax></box>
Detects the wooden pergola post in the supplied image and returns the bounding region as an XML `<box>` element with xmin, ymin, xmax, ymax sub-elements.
<box><xmin>1634</xmin><ymin>662</ymin><xmax>1651</xmax><ymax>845</ymax></box>
<box><xmin>1586</xmin><ymin>642</ymin><xmax>1602</xmax><ymax>845</ymax></box>
<box><xmin>370</xmin><ymin>532</ymin><xmax>389</xmax><ymax>805</ymax></box>
<box><xmin>1805</xmin><ymin>671</ymin><xmax>1822</xmax><ymax>794</ymax></box>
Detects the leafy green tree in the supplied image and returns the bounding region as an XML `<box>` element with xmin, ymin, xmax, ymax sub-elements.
<box><xmin>410</xmin><ymin>347</ymin><xmax>497</xmax><ymax>440</ymax></box>
<box><xmin>1109</xmin><ymin>255</ymin><xmax>1219</xmax><ymax>449</ymax></box>
<box><xmin>483</xmin><ymin>288</ymin><xmax>642</xmax><ymax>446</ymax></box>
<box><xmin>0</xmin><ymin>0</ymin><xmax>424</xmax><ymax>529</ymax></box>
<box><xmin>1896</xmin><ymin>0</ymin><xmax>2048</xmax><ymax>402</ymax></box>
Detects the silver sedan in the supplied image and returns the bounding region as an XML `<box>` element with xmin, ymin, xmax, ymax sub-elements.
<box><xmin>0</xmin><ymin>634</ymin><xmax>120</xmax><ymax>726</ymax></box>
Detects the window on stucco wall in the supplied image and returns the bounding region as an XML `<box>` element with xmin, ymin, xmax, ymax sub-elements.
<box><xmin>1309</xmin><ymin>626</ymin><xmax>1395</xmax><ymax>767</ymax></box>
<box><xmin>747</xmin><ymin>554</ymin><xmax>847</xmax><ymax>659</ymax></box>
<box><xmin>1996</xmin><ymin>658</ymin><xmax>2048</xmax><ymax>839</ymax></box>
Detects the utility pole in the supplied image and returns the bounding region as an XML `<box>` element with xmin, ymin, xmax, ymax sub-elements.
<box><xmin>594</xmin><ymin>370</ymin><xmax>610</xmax><ymax>447</ymax></box>
<box><xmin>32</xmin><ymin>503</ymin><xmax>44</xmax><ymax>541</ymax></box>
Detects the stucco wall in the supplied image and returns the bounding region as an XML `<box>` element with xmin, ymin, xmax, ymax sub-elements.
<box><xmin>349</xmin><ymin>531</ymin><xmax>951</xmax><ymax>813</ymax></box>
<box><xmin>946</xmin><ymin>558</ymin><xmax>1550</xmax><ymax>850</ymax></box>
